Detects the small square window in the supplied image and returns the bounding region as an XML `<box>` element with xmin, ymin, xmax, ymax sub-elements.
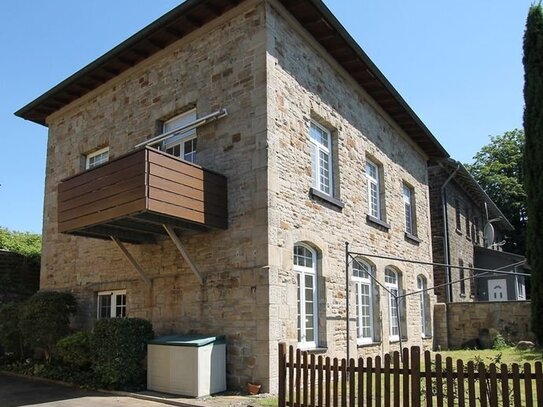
<box><xmin>97</xmin><ymin>290</ymin><xmax>126</xmax><ymax>319</ymax></box>
<box><xmin>86</xmin><ymin>147</ymin><xmax>109</xmax><ymax>170</ymax></box>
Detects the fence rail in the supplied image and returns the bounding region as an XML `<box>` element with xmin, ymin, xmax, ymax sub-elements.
<box><xmin>278</xmin><ymin>343</ymin><xmax>543</xmax><ymax>407</ymax></box>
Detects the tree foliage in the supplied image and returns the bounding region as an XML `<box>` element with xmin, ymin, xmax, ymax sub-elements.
<box><xmin>0</xmin><ymin>227</ymin><xmax>41</xmax><ymax>264</ymax></box>
<box><xmin>523</xmin><ymin>2</ymin><xmax>543</xmax><ymax>344</ymax></box>
<box><xmin>466</xmin><ymin>129</ymin><xmax>526</xmax><ymax>254</ymax></box>
<box><xmin>18</xmin><ymin>291</ymin><xmax>77</xmax><ymax>361</ymax></box>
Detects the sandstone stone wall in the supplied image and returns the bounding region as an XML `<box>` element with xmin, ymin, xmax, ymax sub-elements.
<box><xmin>42</xmin><ymin>1</ymin><xmax>270</xmax><ymax>390</ymax></box>
<box><xmin>428</xmin><ymin>166</ymin><xmax>485</xmax><ymax>302</ymax></box>
<box><xmin>265</xmin><ymin>0</ymin><xmax>436</xmax><ymax>377</ymax></box>
<box><xmin>434</xmin><ymin>301</ymin><xmax>533</xmax><ymax>349</ymax></box>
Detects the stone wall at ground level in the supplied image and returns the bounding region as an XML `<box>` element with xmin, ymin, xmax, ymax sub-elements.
<box><xmin>433</xmin><ymin>301</ymin><xmax>533</xmax><ymax>350</ymax></box>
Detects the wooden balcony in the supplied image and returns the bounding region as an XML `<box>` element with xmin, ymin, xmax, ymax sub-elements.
<box><xmin>57</xmin><ymin>147</ymin><xmax>227</xmax><ymax>243</ymax></box>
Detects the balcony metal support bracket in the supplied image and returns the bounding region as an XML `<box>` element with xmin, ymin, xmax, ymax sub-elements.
<box><xmin>163</xmin><ymin>224</ymin><xmax>205</xmax><ymax>285</ymax></box>
<box><xmin>111</xmin><ymin>236</ymin><xmax>153</xmax><ymax>288</ymax></box>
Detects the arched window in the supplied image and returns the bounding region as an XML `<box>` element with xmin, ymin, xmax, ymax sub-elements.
<box><xmin>294</xmin><ymin>243</ymin><xmax>318</xmax><ymax>348</ymax></box>
<box><xmin>417</xmin><ymin>275</ymin><xmax>428</xmax><ymax>337</ymax></box>
<box><xmin>385</xmin><ymin>268</ymin><xmax>400</xmax><ymax>340</ymax></box>
<box><xmin>352</xmin><ymin>258</ymin><xmax>375</xmax><ymax>343</ymax></box>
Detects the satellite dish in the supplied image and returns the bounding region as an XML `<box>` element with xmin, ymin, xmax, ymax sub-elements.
<box><xmin>483</xmin><ymin>222</ymin><xmax>495</xmax><ymax>248</ymax></box>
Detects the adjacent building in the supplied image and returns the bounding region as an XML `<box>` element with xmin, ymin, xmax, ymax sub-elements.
<box><xmin>428</xmin><ymin>159</ymin><xmax>527</xmax><ymax>303</ymax></box>
<box><xmin>17</xmin><ymin>0</ymin><xmax>453</xmax><ymax>392</ymax></box>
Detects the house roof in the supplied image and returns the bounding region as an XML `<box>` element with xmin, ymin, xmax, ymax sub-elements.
<box><xmin>438</xmin><ymin>158</ymin><xmax>515</xmax><ymax>231</ymax></box>
<box><xmin>15</xmin><ymin>0</ymin><xmax>449</xmax><ymax>159</ymax></box>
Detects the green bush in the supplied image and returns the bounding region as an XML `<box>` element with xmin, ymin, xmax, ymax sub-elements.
<box><xmin>91</xmin><ymin>318</ymin><xmax>154</xmax><ymax>390</ymax></box>
<box><xmin>0</xmin><ymin>303</ymin><xmax>23</xmax><ymax>357</ymax></box>
<box><xmin>18</xmin><ymin>291</ymin><xmax>77</xmax><ymax>361</ymax></box>
<box><xmin>55</xmin><ymin>331</ymin><xmax>92</xmax><ymax>367</ymax></box>
<box><xmin>493</xmin><ymin>334</ymin><xmax>510</xmax><ymax>350</ymax></box>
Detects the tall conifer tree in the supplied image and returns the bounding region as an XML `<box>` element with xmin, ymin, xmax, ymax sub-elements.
<box><xmin>523</xmin><ymin>2</ymin><xmax>543</xmax><ymax>343</ymax></box>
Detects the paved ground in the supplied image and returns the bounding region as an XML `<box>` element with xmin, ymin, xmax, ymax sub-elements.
<box><xmin>0</xmin><ymin>373</ymin><xmax>274</xmax><ymax>407</ymax></box>
<box><xmin>0</xmin><ymin>373</ymin><xmax>180</xmax><ymax>407</ymax></box>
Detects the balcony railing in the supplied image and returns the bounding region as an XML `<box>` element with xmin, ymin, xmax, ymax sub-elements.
<box><xmin>57</xmin><ymin>147</ymin><xmax>227</xmax><ymax>243</ymax></box>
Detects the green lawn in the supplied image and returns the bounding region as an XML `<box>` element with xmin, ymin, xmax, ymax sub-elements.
<box><xmin>435</xmin><ymin>346</ymin><xmax>543</xmax><ymax>366</ymax></box>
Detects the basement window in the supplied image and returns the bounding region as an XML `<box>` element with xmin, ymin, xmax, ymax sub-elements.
<box><xmin>97</xmin><ymin>290</ymin><xmax>127</xmax><ymax>319</ymax></box>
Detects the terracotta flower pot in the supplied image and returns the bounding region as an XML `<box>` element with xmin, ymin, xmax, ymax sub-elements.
<box><xmin>247</xmin><ymin>382</ymin><xmax>261</xmax><ymax>395</ymax></box>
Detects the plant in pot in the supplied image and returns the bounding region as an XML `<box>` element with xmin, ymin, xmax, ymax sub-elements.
<box><xmin>247</xmin><ymin>382</ymin><xmax>261</xmax><ymax>395</ymax></box>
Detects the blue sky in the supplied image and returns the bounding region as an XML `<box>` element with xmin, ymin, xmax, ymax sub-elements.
<box><xmin>0</xmin><ymin>1</ymin><xmax>533</xmax><ymax>233</ymax></box>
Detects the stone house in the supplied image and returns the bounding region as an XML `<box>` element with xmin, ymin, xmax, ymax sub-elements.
<box><xmin>428</xmin><ymin>159</ymin><xmax>527</xmax><ymax>303</ymax></box>
<box><xmin>17</xmin><ymin>0</ymin><xmax>450</xmax><ymax>392</ymax></box>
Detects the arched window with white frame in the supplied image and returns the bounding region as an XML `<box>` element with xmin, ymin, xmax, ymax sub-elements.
<box><xmin>385</xmin><ymin>268</ymin><xmax>400</xmax><ymax>341</ymax></box>
<box><xmin>294</xmin><ymin>243</ymin><xmax>318</xmax><ymax>348</ymax></box>
<box><xmin>352</xmin><ymin>258</ymin><xmax>375</xmax><ymax>344</ymax></box>
<box><xmin>417</xmin><ymin>275</ymin><xmax>429</xmax><ymax>337</ymax></box>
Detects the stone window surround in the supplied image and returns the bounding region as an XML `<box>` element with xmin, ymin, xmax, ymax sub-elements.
<box><xmin>97</xmin><ymin>289</ymin><xmax>127</xmax><ymax>319</ymax></box>
<box><xmin>352</xmin><ymin>258</ymin><xmax>375</xmax><ymax>345</ymax></box>
<box><xmin>309</xmin><ymin>120</ymin><xmax>334</xmax><ymax>197</ymax></box>
<box><xmin>85</xmin><ymin>146</ymin><xmax>109</xmax><ymax>170</ymax></box>
<box><xmin>402</xmin><ymin>182</ymin><xmax>418</xmax><ymax>238</ymax></box>
<box><xmin>294</xmin><ymin>242</ymin><xmax>319</xmax><ymax>350</ymax></box>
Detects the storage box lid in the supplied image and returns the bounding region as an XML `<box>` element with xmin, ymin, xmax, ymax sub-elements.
<box><xmin>148</xmin><ymin>334</ymin><xmax>226</xmax><ymax>347</ymax></box>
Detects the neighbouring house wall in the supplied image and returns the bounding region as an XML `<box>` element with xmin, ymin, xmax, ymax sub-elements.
<box><xmin>0</xmin><ymin>250</ymin><xmax>40</xmax><ymax>303</ymax></box>
<box><xmin>41</xmin><ymin>1</ymin><xmax>270</xmax><ymax>390</ymax></box>
<box><xmin>265</xmin><ymin>0</ymin><xmax>435</xmax><ymax>374</ymax></box>
<box><xmin>428</xmin><ymin>166</ymin><xmax>485</xmax><ymax>303</ymax></box>
<box><xmin>433</xmin><ymin>301</ymin><xmax>533</xmax><ymax>350</ymax></box>
<box><xmin>474</xmin><ymin>247</ymin><xmax>527</xmax><ymax>301</ymax></box>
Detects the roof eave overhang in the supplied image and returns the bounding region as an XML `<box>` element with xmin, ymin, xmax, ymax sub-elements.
<box><xmin>16</xmin><ymin>0</ymin><xmax>449</xmax><ymax>160</ymax></box>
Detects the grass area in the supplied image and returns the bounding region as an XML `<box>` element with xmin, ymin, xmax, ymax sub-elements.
<box><xmin>252</xmin><ymin>396</ymin><xmax>278</xmax><ymax>407</ymax></box>
<box><xmin>435</xmin><ymin>346</ymin><xmax>543</xmax><ymax>366</ymax></box>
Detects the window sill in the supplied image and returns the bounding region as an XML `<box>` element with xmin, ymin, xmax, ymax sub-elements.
<box><xmin>466</xmin><ymin>236</ymin><xmax>472</xmax><ymax>241</ymax></box>
<box><xmin>455</xmin><ymin>228</ymin><xmax>462</xmax><ymax>235</ymax></box>
<box><xmin>459</xmin><ymin>293</ymin><xmax>466</xmax><ymax>298</ymax></box>
<box><xmin>404</xmin><ymin>232</ymin><xmax>421</xmax><ymax>244</ymax></box>
<box><xmin>299</xmin><ymin>347</ymin><xmax>328</xmax><ymax>354</ymax></box>
<box><xmin>422</xmin><ymin>335</ymin><xmax>433</xmax><ymax>340</ymax></box>
<box><xmin>309</xmin><ymin>188</ymin><xmax>344</xmax><ymax>210</ymax></box>
<box><xmin>366</xmin><ymin>215</ymin><xmax>391</xmax><ymax>230</ymax></box>
<box><xmin>357</xmin><ymin>341</ymin><xmax>381</xmax><ymax>348</ymax></box>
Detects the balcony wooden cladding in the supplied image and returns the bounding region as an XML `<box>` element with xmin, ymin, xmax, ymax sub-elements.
<box><xmin>57</xmin><ymin>147</ymin><xmax>227</xmax><ymax>243</ymax></box>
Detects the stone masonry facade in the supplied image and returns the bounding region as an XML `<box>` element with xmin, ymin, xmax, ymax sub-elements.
<box><xmin>38</xmin><ymin>0</ymin><xmax>439</xmax><ymax>393</ymax></box>
<box><xmin>42</xmin><ymin>1</ymin><xmax>270</xmax><ymax>390</ymax></box>
<box><xmin>428</xmin><ymin>165</ymin><xmax>485</xmax><ymax>303</ymax></box>
<box><xmin>266</xmin><ymin>0</ymin><xmax>434</xmax><ymax>380</ymax></box>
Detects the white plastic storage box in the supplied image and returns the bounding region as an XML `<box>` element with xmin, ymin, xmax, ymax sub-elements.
<box><xmin>147</xmin><ymin>335</ymin><xmax>226</xmax><ymax>397</ymax></box>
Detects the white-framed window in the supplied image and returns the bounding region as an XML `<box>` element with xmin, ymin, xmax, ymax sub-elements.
<box><xmin>385</xmin><ymin>268</ymin><xmax>399</xmax><ymax>341</ymax></box>
<box><xmin>162</xmin><ymin>109</ymin><xmax>197</xmax><ymax>163</ymax></box>
<box><xmin>86</xmin><ymin>147</ymin><xmax>109</xmax><ymax>169</ymax></box>
<box><xmin>403</xmin><ymin>184</ymin><xmax>415</xmax><ymax>235</ymax></box>
<box><xmin>353</xmin><ymin>259</ymin><xmax>375</xmax><ymax>344</ymax></box>
<box><xmin>294</xmin><ymin>243</ymin><xmax>318</xmax><ymax>348</ymax></box>
<box><xmin>309</xmin><ymin>121</ymin><xmax>333</xmax><ymax>196</ymax></box>
<box><xmin>97</xmin><ymin>290</ymin><xmax>126</xmax><ymax>319</ymax></box>
<box><xmin>366</xmin><ymin>159</ymin><xmax>381</xmax><ymax>219</ymax></box>
<box><xmin>417</xmin><ymin>275</ymin><xmax>429</xmax><ymax>337</ymax></box>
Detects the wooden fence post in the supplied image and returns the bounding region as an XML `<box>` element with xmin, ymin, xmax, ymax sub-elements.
<box><xmin>279</xmin><ymin>343</ymin><xmax>286</xmax><ymax>407</ymax></box>
<box><xmin>411</xmin><ymin>347</ymin><xmax>421</xmax><ymax>407</ymax></box>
